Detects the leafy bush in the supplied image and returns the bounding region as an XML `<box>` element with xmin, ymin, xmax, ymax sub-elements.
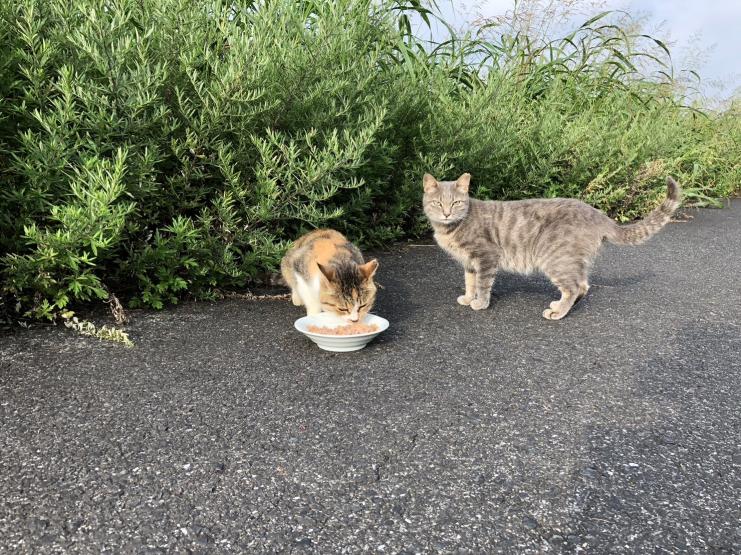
<box><xmin>0</xmin><ymin>0</ymin><xmax>738</xmax><ymax>319</ymax></box>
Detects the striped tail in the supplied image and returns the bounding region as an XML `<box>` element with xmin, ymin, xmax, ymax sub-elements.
<box><xmin>268</xmin><ymin>272</ymin><xmax>287</xmax><ymax>287</ymax></box>
<box><xmin>606</xmin><ymin>177</ymin><xmax>682</xmax><ymax>246</ymax></box>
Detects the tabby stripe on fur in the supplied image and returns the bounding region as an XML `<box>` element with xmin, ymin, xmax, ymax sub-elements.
<box><xmin>423</xmin><ymin>173</ymin><xmax>681</xmax><ymax>320</ymax></box>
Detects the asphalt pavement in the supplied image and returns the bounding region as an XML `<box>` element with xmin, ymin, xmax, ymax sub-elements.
<box><xmin>1</xmin><ymin>202</ymin><xmax>740</xmax><ymax>553</ymax></box>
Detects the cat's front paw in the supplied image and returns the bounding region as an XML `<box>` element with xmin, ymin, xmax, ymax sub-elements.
<box><xmin>470</xmin><ymin>298</ymin><xmax>489</xmax><ymax>311</ymax></box>
<box><xmin>457</xmin><ymin>295</ymin><xmax>474</xmax><ymax>306</ymax></box>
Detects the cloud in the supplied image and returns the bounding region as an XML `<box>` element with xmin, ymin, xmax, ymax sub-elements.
<box><xmin>429</xmin><ymin>0</ymin><xmax>740</xmax><ymax>95</ymax></box>
<box><xmin>623</xmin><ymin>0</ymin><xmax>741</xmax><ymax>87</ymax></box>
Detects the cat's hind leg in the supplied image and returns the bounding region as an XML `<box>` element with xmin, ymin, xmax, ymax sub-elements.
<box><xmin>280</xmin><ymin>256</ymin><xmax>303</xmax><ymax>306</ymax></box>
<box><xmin>549</xmin><ymin>280</ymin><xmax>589</xmax><ymax>310</ymax></box>
<box><xmin>575</xmin><ymin>281</ymin><xmax>590</xmax><ymax>303</ymax></box>
<box><xmin>295</xmin><ymin>274</ymin><xmax>322</xmax><ymax>315</ymax></box>
<box><xmin>285</xmin><ymin>274</ymin><xmax>305</xmax><ymax>307</ymax></box>
<box><xmin>542</xmin><ymin>266</ymin><xmax>587</xmax><ymax>320</ymax></box>
<box><xmin>543</xmin><ymin>285</ymin><xmax>579</xmax><ymax>320</ymax></box>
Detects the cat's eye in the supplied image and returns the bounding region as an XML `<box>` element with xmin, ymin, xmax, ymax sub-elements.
<box><xmin>431</xmin><ymin>200</ymin><xmax>442</xmax><ymax>207</ymax></box>
<box><xmin>452</xmin><ymin>200</ymin><xmax>463</xmax><ymax>206</ymax></box>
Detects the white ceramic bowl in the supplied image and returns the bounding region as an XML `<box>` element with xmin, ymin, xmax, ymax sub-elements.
<box><xmin>294</xmin><ymin>313</ymin><xmax>389</xmax><ymax>352</ymax></box>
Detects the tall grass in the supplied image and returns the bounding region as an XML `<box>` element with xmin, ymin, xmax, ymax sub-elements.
<box><xmin>0</xmin><ymin>0</ymin><xmax>738</xmax><ymax>320</ymax></box>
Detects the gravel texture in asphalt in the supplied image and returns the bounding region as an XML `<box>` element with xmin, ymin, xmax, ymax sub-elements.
<box><xmin>1</xmin><ymin>203</ymin><xmax>740</xmax><ymax>553</ymax></box>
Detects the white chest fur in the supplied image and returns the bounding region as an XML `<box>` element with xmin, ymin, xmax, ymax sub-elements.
<box><xmin>434</xmin><ymin>231</ymin><xmax>469</xmax><ymax>265</ymax></box>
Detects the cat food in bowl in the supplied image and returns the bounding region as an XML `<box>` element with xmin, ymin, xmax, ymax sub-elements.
<box><xmin>307</xmin><ymin>322</ymin><xmax>379</xmax><ymax>335</ymax></box>
<box><xmin>294</xmin><ymin>313</ymin><xmax>389</xmax><ymax>352</ymax></box>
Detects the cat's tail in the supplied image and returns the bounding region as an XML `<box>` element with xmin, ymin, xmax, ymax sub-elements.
<box><xmin>605</xmin><ymin>177</ymin><xmax>682</xmax><ymax>246</ymax></box>
<box><xmin>267</xmin><ymin>272</ymin><xmax>288</xmax><ymax>287</ymax></box>
<box><xmin>252</xmin><ymin>271</ymin><xmax>288</xmax><ymax>287</ymax></box>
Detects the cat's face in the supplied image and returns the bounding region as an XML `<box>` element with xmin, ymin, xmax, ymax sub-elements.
<box><xmin>317</xmin><ymin>260</ymin><xmax>379</xmax><ymax>322</ymax></box>
<box><xmin>422</xmin><ymin>173</ymin><xmax>471</xmax><ymax>224</ymax></box>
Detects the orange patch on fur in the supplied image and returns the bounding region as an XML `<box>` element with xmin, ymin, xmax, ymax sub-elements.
<box><xmin>307</xmin><ymin>234</ymin><xmax>346</xmax><ymax>279</ymax></box>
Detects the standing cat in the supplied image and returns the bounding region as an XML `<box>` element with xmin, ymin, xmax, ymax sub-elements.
<box><xmin>423</xmin><ymin>172</ymin><xmax>681</xmax><ymax>320</ymax></box>
<box><xmin>281</xmin><ymin>229</ymin><xmax>379</xmax><ymax>321</ymax></box>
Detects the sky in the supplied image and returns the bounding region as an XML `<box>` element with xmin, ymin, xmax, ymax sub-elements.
<box><xmin>422</xmin><ymin>0</ymin><xmax>741</xmax><ymax>100</ymax></box>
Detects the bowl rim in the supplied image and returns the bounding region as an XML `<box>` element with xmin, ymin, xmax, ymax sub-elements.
<box><xmin>294</xmin><ymin>313</ymin><xmax>389</xmax><ymax>339</ymax></box>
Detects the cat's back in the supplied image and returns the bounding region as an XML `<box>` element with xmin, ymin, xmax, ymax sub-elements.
<box><xmin>464</xmin><ymin>196</ymin><xmax>613</xmax><ymax>272</ymax></box>
<box><xmin>499</xmin><ymin>196</ymin><xmax>597</xmax><ymax>212</ymax></box>
<box><xmin>490</xmin><ymin>197</ymin><xmax>612</xmax><ymax>230</ymax></box>
<box><xmin>284</xmin><ymin>229</ymin><xmax>362</xmax><ymax>279</ymax></box>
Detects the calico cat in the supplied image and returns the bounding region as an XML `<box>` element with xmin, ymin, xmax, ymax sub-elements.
<box><xmin>423</xmin><ymin>172</ymin><xmax>681</xmax><ymax>320</ymax></box>
<box><xmin>281</xmin><ymin>229</ymin><xmax>379</xmax><ymax>321</ymax></box>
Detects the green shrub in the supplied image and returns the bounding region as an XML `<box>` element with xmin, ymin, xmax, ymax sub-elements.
<box><xmin>0</xmin><ymin>0</ymin><xmax>738</xmax><ymax>319</ymax></box>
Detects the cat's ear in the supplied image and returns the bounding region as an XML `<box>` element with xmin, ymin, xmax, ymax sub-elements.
<box><xmin>317</xmin><ymin>263</ymin><xmax>335</xmax><ymax>282</ymax></box>
<box><xmin>359</xmin><ymin>259</ymin><xmax>379</xmax><ymax>280</ymax></box>
<box><xmin>456</xmin><ymin>173</ymin><xmax>471</xmax><ymax>193</ymax></box>
<box><xmin>423</xmin><ymin>173</ymin><xmax>438</xmax><ymax>193</ymax></box>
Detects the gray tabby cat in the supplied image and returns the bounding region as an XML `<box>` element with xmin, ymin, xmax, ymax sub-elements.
<box><xmin>423</xmin><ymin>173</ymin><xmax>681</xmax><ymax>320</ymax></box>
